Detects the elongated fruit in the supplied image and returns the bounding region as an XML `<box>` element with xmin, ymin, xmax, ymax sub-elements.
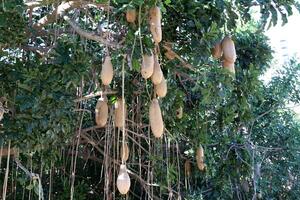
<box><xmin>221</xmin><ymin>36</ymin><xmax>236</xmax><ymax>63</ymax></box>
<box><xmin>196</xmin><ymin>145</ymin><xmax>205</xmax><ymax>171</ymax></box>
<box><xmin>222</xmin><ymin>59</ymin><xmax>235</xmax><ymax>74</ymax></box>
<box><xmin>115</xmin><ymin>98</ymin><xmax>127</xmax><ymax>128</ymax></box>
<box><xmin>95</xmin><ymin>98</ymin><xmax>108</xmax><ymax>127</ymax></box>
<box><xmin>121</xmin><ymin>143</ymin><xmax>129</xmax><ymax>162</ymax></box>
<box><xmin>141</xmin><ymin>54</ymin><xmax>154</xmax><ymax>79</ymax></box>
<box><xmin>117</xmin><ymin>164</ymin><xmax>131</xmax><ymax>194</ymax></box>
<box><xmin>126</xmin><ymin>8</ymin><xmax>136</xmax><ymax>23</ymax></box>
<box><xmin>184</xmin><ymin>160</ymin><xmax>191</xmax><ymax>177</ymax></box>
<box><xmin>155</xmin><ymin>76</ymin><xmax>167</xmax><ymax>98</ymax></box>
<box><xmin>151</xmin><ymin>55</ymin><xmax>163</xmax><ymax>85</ymax></box>
<box><xmin>212</xmin><ymin>42</ymin><xmax>222</xmax><ymax>59</ymax></box>
<box><xmin>149</xmin><ymin>99</ymin><xmax>164</xmax><ymax>138</ymax></box>
<box><xmin>101</xmin><ymin>56</ymin><xmax>114</xmax><ymax>85</ymax></box>
<box><xmin>149</xmin><ymin>6</ymin><xmax>162</xmax><ymax>43</ymax></box>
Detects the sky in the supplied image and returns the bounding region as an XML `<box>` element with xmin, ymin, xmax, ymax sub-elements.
<box><xmin>264</xmin><ymin>11</ymin><xmax>300</xmax><ymax>114</ymax></box>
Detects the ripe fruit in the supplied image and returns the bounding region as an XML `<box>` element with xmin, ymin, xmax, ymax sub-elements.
<box><xmin>149</xmin><ymin>6</ymin><xmax>162</xmax><ymax>43</ymax></box>
<box><xmin>95</xmin><ymin>98</ymin><xmax>108</xmax><ymax>127</ymax></box>
<box><xmin>115</xmin><ymin>98</ymin><xmax>127</xmax><ymax>128</ymax></box>
<box><xmin>121</xmin><ymin>143</ymin><xmax>129</xmax><ymax>162</ymax></box>
<box><xmin>101</xmin><ymin>56</ymin><xmax>114</xmax><ymax>86</ymax></box>
<box><xmin>212</xmin><ymin>42</ymin><xmax>222</xmax><ymax>59</ymax></box>
<box><xmin>149</xmin><ymin>99</ymin><xmax>164</xmax><ymax>138</ymax></box>
<box><xmin>221</xmin><ymin>36</ymin><xmax>236</xmax><ymax>63</ymax></box>
<box><xmin>126</xmin><ymin>8</ymin><xmax>136</xmax><ymax>23</ymax></box>
<box><xmin>155</xmin><ymin>76</ymin><xmax>167</xmax><ymax>98</ymax></box>
<box><xmin>222</xmin><ymin>59</ymin><xmax>235</xmax><ymax>74</ymax></box>
<box><xmin>151</xmin><ymin>55</ymin><xmax>163</xmax><ymax>85</ymax></box>
<box><xmin>184</xmin><ymin>160</ymin><xmax>191</xmax><ymax>177</ymax></box>
<box><xmin>141</xmin><ymin>53</ymin><xmax>154</xmax><ymax>79</ymax></box>
<box><xmin>117</xmin><ymin>164</ymin><xmax>131</xmax><ymax>194</ymax></box>
<box><xmin>196</xmin><ymin>145</ymin><xmax>205</xmax><ymax>171</ymax></box>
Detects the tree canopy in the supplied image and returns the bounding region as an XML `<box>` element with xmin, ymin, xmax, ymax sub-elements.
<box><xmin>1</xmin><ymin>0</ymin><xmax>300</xmax><ymax>199</ymax></box>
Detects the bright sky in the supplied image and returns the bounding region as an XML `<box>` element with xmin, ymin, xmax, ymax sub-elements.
<box><xmin>264</xmin><ymin>11</ymin><xmax>300</xmax><ymax>115</ymax></box>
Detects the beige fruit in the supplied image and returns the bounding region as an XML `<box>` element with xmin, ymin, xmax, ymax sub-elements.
<box><xmin>141</xmin><ymin>53</ymin><xmax>154</xmax><ymax>79</ymax></box>
<box><xmin>149</xmin><ymin>99</ymin><xmax>164</xmax><ymax>138</ymax></box>
<box><xmin>184</xmin><ymin>160</ymin><xmax>191</xmax><ymax>177</ymax></box>
<box><xmin>155</xmin><ymin>76</ymin><xmax>167</xmax><ymax>97</ymax></box>
<box><xmin>198</xmin><ymin>162</ymin><xmax>206</xmax><ymax>171</ymax></box>
<box><xmin>212</xmin><ymin>42</ymin><xmax>223</xmax><ymax>59</ymax></box>
<box><xmin>117</xmin><ymin>164</ymin><xmax>131</xmax><ymax>195</ymax></box>
<box><xmin>95</xmin><ymin>98</ymin><xmax>108</xmax><ymax>127</ymax></box>
<box><xmin>196</xmin><ymin>145</ymin><xmax>204</xmax><ymax>170</ymax></box>
<box><xmin>126</xmin><ymin>8</ymin><xmax>136</xmax><ymax>23</ymax></box>
<box><xmin>121</xmin><ymin>143</ymin><xmax>129</xmax><ymax>162</ymax></box>
<box><xmin>149</xmin><ymin>6</ymin><xmax>162</xmax><ymax>43</ymax></box>
<box><xmin>151</xmin><ymin>55</ymin><xmax>163</xmax><ymax>85</ymax></box>
<box><xmin>221</xmin><ymin>36</ymin><xmax>237</xmax><ymax>63</ymax></box>
<box><xmin>101</xmin><ymin>56</ymin><xmax>114</xmax><ymax>85</ymax></box>
<box><xmin>222</xmin><ymin>59</ymin><xmax>235</xmax><ymax>74</ymax></box>
<box><xmin>176</xmin><ymin>107</ymin><xmax>183</xmax><ymax>119</ymax></box>
<box><xmin>115</xmin><ymin>98</ymin><xmax>127</xmax><ymax>128</ymax></box>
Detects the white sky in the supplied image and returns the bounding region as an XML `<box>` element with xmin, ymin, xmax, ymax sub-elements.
<box><xmin>264</xmin><ymin>11</ymin><xmax>300</xmax><ymax>114</ymax></box>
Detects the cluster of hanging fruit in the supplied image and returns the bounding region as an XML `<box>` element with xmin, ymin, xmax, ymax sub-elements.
<box><xmin>212</xmin><ymin>36</ymin><xmax>237</xmax><ymax>74</ymax></box>
<box><xmin>94</xmin><ymin>5</ymin><xmax>164</xmax><ymax>196</ymax></box>
<box><xmin>184</xmin><ymin>144</ymin><xmax>206</xmax><ymax>178</ymax></box>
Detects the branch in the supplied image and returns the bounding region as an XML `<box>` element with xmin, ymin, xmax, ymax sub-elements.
<box><xmin>74</xmin><ymin>90</ymin><xmax>118</xmax><ymax>103</ymax></box>
<box><xmin>163</xmin><ymin>44</ymin><xmax>195</xmax><ymax>71</ymax></box>
<box><xmin>0</xmin><ymin>147</ymin><xmax>19</xmax><ymax>157</ymax></box>
<box><xmin>31</xmin><ymin>1</ymin><xmax>109</xmax><ymax>29</ymax></box>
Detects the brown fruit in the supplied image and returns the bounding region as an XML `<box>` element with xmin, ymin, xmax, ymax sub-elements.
<box><xmin>117</xmin><ymin>164</ymin><xmax>131</xmax><ymax>195</ymax></box>
<box><xmin>95</xmin><ymin>98</ymin><xmax>108</xmax><ymax>127</ymax></box>
<box><xmin>184</xmin><ymin>160</ymin><xmax>191</xmax><ymax>177</ymax></box>
<box><xmin>196</xmin><ymin>145</ymin><xmax>204</xmax><ymax>170</ymax></box>
<box><xmin>149</xmin><ymin>6</ymin><xmax>162</xmax><ymax>43</ymax></box>
<box><xmin>141</xmin><ymin>53</ymin><xmax>154</xmax><ymax>79</ymax></box>
<box><xmin>126</xmin><ymin>9</ymin><xmax>136</xmax><ymax>23</ymax></box>
<box><xmin>165</xmin><ymin>50</ymin><xmax>176</xmax><ymax>60</ymax></box>
<box><xmin>101</xmin><ymin>56</ymin><xmax>114</xmax><ymax>85</ymax></box>
<box><xmin>115</xmin><ymin>98</ymin><xmax>127</xmax><ymax>128</ymax></box>
<box><xmin>221</xmin><ymin>36</ymin><xmax>236</xmax><ymax>63</ymax></box>
<box><xmin>212</xmin><ymin>42</ymin><xmax>222</xmax><ymax>59</ymax></box>
<box><xmin>149</xmin><ymin>99</ymin><xmax>164</xmax><ymax>138</ymax></box>
<box><xmin>151</xmin><ymin>55</ymin><xmax>163</xmax><ymax>85</ymax></box>
<box><xmin>121</xmin><ymin>143</ymin><xmax>129</xmax><ymax>162</ymax></box>
<box><xmin>155</xmin><ymin>76</ymin><xmax>167</xmax><ymax>98</ymax></box>
<box><xmin>176</xmin><ymin>107</ymin><xmax>183</xmax><ymax>119</ymax></box>
<box><xmin>222</xmin><ymin>59</ymin><xmax>235</xmax><ymax>74</ymax></box>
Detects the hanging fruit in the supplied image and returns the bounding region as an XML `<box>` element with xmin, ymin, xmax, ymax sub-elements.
<box><xmin>222</xmin><ymin>59</ymin><xmax>235</xmax><ymax>74</ymax></box>
<box><xmin>101</xmin><ymin>56</ymin><xmax>114</xmax><ymax>86</ymax></box>
<box><xmin>141</xmin><ymin>53</ymin><xmax>154</xmax><ymax>79</ymax></box>
<box><xmin>95</xmin><ymin>97</ymin><xmax>108</xmax><ymax>127</ymax></box>
<box><xmin>151</xmin><ymin>54</ymin><xmax>163</xmax><ymax>85</ymax></box>
<box><xmin>184</xmin><ymin>160</ymin><xmax>191</xmax><ymax>177</ymax></box>
<box><xmin>121</xmin><ymin>143</ymin><xmax>129</xmax><ymax>162</ymax></box>
<box><xmin>221</xmin><ymin>36</ymin><xmax>236</xmax><ymax>63</ymax></box>
<box><xmin>176</xmin><ymin>106</ymin><xmax>183</xmax><ymax>119</ymax></box>
<box><xmin>117</xmin><ymin>164</ymin><xmax>131</xmax><ymax>195</ymax></box>
<box><xmin>212</xmin><ymin>42</ymin><xmax>223</xmax><ymax>59</ymax></box>
<box><xmin>149</xmin><ymin>6</ymin><xmax>162</xmax><ymax>43</ymax></box>
<box><xmin>149</xmin><ymin>99</ymin><xmax>164</xmax><ymax>138</ymax></box>
<box><xmin>126</xmin><ymin>8</ymin><xmax>136</xmax><ymax>23</ymax></box>
<box><xmin>155</xmin><ymin>76</ymin><xmax>167</xmax><ymax>98</ymax></box>
<box><xmin>196</xmin><ymin>145</ymin><xmax>205</xmax><ymax>171</ymax></box>
<box><xmin>115</xmin><ymin>98</ymin><xmax>127</xmax><ymax>128</ymax></box>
